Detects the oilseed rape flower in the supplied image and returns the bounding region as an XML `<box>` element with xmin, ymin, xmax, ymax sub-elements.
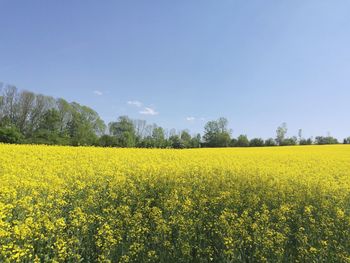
<box><xmin>1</xmin><ymin>144</ymin><xmax>350</xmax><ymax>262</ymax></box>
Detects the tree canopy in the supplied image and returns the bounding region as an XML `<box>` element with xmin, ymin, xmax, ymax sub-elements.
<box><xmin>0</xmin><ymin>84</ymin><xmax>346</xmax><ymax>148</ymax></box>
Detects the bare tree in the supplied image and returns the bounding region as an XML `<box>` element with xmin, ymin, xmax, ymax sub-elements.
<box><xmin>0</xmin><ymin>82</ymin><xmax>4</xmax><ymax>120</ymax></box>
<box><xmin>298</xmin><ymin>129</ymin><xmax>303</xmax><ymax>143</ymax></box>
<box><xmin>168</xmin><ymin>128</ymin><xmax>177</xmax><ymax>138</ymax></box>
<box><xmin>144</xmin><ymin>123</ymin><xmax>157</xmax><ymax>138</ymax></box>
<box><xmin>276</xmin><ymin>122</ymin><xmax>288</xmax><ymax>146</ymax></box>
<box><xmin>2</xmin><ymin>85</ymin><xmax>18</xmax><ymax>124</ymax></box>
<box><xmin>133</xmin><ymin>119</ymin><xmax>147</xmax><ymax>138</ymax></box>
<box><xmin>16</xmin><ymin>90</ymin><xmax>35</xmax><ymax>132</ymax></box>
<box><xmin>56</xmin><ymin>98</ymin><xmax>73</xmax><ymax>133</ymax></box>
<box><xmin>29</xmin><ymin>94</ymin><xmax>56</xmax><ymax>133</ymax></box>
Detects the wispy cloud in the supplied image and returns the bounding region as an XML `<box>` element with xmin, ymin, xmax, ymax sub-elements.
<box><xmin>186</xmin><ymin>117</ymin><xmax>195</xmax><ymax>121</ymax></box>
<box><xmin>128</xmin><ymin>100</ymin><xmax>158</xmax><ymax>116</ymax></box>
<box><xmin>93</xmin><ymin>90</ymin><xmax>103</xmax><ymax>96</ymax></box>
<box><xmin>127</xmin><ymin>100</ymin><xmax>143</xmax><ymax>107</ymax></box>
<box><xmin>140</xmin><ymin>107</ymin><xmax>159</xmax><ymax>116</ymax></box>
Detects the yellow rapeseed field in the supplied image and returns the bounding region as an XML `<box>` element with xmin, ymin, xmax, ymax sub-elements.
<box><xmin>1</xmin><ymin>144</ymin><xmax>350</xmax><ymax>262</ymax></box>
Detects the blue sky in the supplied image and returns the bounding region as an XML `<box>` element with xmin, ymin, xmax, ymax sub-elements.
<box><xmin>1</xmin><ymin>1</ymin><xmax>350</xmax><ymax>139</ymax></box>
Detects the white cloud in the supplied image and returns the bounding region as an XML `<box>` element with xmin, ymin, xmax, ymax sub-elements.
<box><xmin>93</xmin><ymin>90</ymin><xmax>103</xmax><ymax>96</ymax></box>
<box><xmin>139</xmin><ymin>107</ymin><xmax>159</xmax><ymax>116</ymax></box>
<box><xmin>127</xmin><ymin>100</ymin><xmax>143</xmax><ymax>107</ymax></box>
<box><xmin>186</xmin><ymin>117</ymin><xmax>195</xmax><ymax>121</ymax></box>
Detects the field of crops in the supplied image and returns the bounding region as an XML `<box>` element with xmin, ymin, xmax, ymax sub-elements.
<box><xmin>1</xmin><ymin>144</ymin><xmax>350</xmax><ymax>262</ymax></box>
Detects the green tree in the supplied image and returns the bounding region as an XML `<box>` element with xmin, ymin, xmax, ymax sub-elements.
<box><xmin>30</xmin><ymin>109</ymin><xmax>69</xmax><ymax>145</ymax></box>
<box><xmin>300</xmin><ymin>138</ymin><xmax>313</xmax><ymax>145</ymax></box>
<box><xmin>152</xmin><ymin>126</ymin><xmax>166</xmax><ymax>148</ymax></box>
<box><xmin>67</xmin><ymin>103</ymin><xmax>105</xmax><ymax>146</ymax></box>
<box><xmin>264</xmin><ymin>138</ymin><xmax>276</xmax><ymax>146</ymax></box>
<box><xmin>0</xmin><ymin>125</ymin><xmax>23</xmax><ymax>144</ymax></box>
<box><xmin>203</xmin><ymin>117</ymin><xmax>231</xmax><ymax>147</ymax></box>
<box><xmin>98</xmin><ymin>135</ymin><xmax>118</xmax><ymax>147</ymax></box>
<box><xmin>169</xmin><ymin>134</ymin><xmax>184</xmax><ymax>149</ymax></box>
<box><xmin>315</xmin><ymin>136</ymin><xmax>338</xmax><ymax>145</ymax></box>
<box><xmin>68</xmin><ymin>113</ymin><xmax>98</xmax><ymax>146</ymax></box>
<box><xmin>281</xmin><ymin>137</ymin><xmax>297</xmax><ymax>146</ymax></box>
<box><xmin>109</xmin><ymin>116</ymin><xmax>136</xmax><ymax>147</ymax></box>
<box><xmin>180</xmin><ymin>130</ymin><xmax>192</xmax><ymax>148</ymax></box>
<box><xmin>230</xmin><ymin>138</ymin><xmax>238</xmax><ymax>147</ymax></box>
<box><xmin>236</xmin><ymin>134</ymin><xmax>249</xmax><ymax>147</ymax></box>
<box><xmin>249</xmin><ymin>138</ymin><xmax>264</xmax><ymax>147</ymax></box>
<box><xmin>190</xmin><ymin>133</ymin><xmax>201</xmax><ymax>148</ymax></box>
<box><xmin>38</xmin><ymin>109</ymin><xmax>61</xmax><ymax>132</ymax></box>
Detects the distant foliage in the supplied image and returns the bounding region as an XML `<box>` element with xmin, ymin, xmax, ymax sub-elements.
<box><xmin>343</xmin><ymin>137</ymin><xmax>350</xmax><ymax>144</ymax></box>
<box><xmin>0</xmin><ymin>125</ymin><xmax>23</xmax><ymax>143</ymax></box>
<box><xmin>0</xmin><ymin>84</ymin><xmax>344</xmax><ymax>148</ymax></box>
<box><xmin>0</xmin><ymin>84</ymin><xmax>105</xmax><ymax>146</ymax></box>
<box><xmin>300</xmin><ymin>138</ymin><xmax>313</xmax><ymax>145</ymax></box>
<box><xmin>235</xmin><ymin>134</ymin><xmax>250</xmax><ymax>147</ymax></box>
<box><xmin>203</xmin><ymin>117</ymin><xmax>231</xmax><ymax>147</ymax></box>
<box><xmin>264</xmin><ymin>138</ymin><xmax>276</xmax><ymax>146</ymax></box>
<box><xmin>315</xmin><ymin>136</ymin><xmax>339</xmax><ymax>145</ymax></box>
<box><xmin>280</xmin><ymin>137</ymin><xmax>298</xmax><ymax>146</ymax></box>
<box><xmin>109</xmin><ymin>116</ymin><xmax>136</xmax><ymax>147</ymax></box>
<box><xmin>276</xmin><ymin>123</ymin><xmax>288</xmax><ymax>146</ymax></box>
<box><xmin>249</xmin><ymin>137</ymin><xmax>264</xmax><ymax>147</ymax></box>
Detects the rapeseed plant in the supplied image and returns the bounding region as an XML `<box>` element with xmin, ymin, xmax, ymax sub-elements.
<box><xmin>1</xmin><ymin>144</ymin><xmax>350</xmax><ymax>262</ymax></box>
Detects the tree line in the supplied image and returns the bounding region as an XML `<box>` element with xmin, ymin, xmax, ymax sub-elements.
<box><xmin>0</xmin><ymin>84</ymin><xmax>349</xmax><ymax>148</ymax></box>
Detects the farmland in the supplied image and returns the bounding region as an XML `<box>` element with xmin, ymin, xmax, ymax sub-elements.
<box><xmin>1</xmin><ymin>144</ymin><xmax>350</xmax><ymax>262</ymax></box>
